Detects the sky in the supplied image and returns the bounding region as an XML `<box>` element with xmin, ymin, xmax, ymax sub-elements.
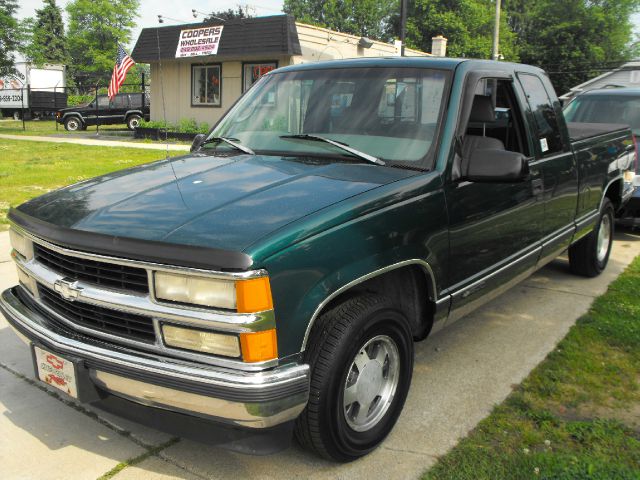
<box><xmin>15</xmin><ymin>0</ymin><xmax>286</xmax><ymax>49</ymax></box>
<box><xmin>14</xmin><ymin>0</ymin><xmax>640</xmax><ymax>51</ymax></box>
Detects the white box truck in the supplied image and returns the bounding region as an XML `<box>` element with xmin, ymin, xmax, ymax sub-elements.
<box><xmin>0</xmin><ymin>62</ymin><xmax>67</xmax><ymax>119</ymax></box>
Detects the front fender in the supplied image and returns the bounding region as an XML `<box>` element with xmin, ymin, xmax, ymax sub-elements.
<box><xmin>258</xmin><ymin>182</ymin><xmax>449</xmax><ymax>358</ymax></box>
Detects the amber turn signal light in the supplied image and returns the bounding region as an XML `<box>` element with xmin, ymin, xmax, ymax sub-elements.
<box><xmin>236</xmin><ymin>277</ymin><xmax>273</xmax><ymax>313</ymax></box>
<box><xmin>240</xmin><ymin>329</ymin><xmax>278</xmax><ymax>362</ymax></box>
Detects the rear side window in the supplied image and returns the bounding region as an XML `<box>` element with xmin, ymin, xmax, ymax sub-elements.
<box><xmin>517</xmin><ymin>73</ymin><xmax>564</xmax><ymax>155</ymax></box>
<box><xmin>113</xmin><ymin>95</ymin><xmax>129</xmax><ymax>108</ymax></box>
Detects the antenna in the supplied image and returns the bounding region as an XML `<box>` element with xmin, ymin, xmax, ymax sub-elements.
<box><xmin>155</xmin><ymin>20</ymin><xmax>187</xmax><ymax>208</ymax></box>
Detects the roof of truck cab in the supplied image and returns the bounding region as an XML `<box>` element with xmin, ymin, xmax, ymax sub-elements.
<box><xmin>274</xmin><ymin>57</ymin><xmax>545</xmax><ymax>74</ymax></box>
<box><xmin>576</xmin><ymin>87</ymin><xmax>640</xmax><ymax>97</ymax></box>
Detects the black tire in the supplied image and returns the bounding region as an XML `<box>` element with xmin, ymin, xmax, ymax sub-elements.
<box><xmin>126</xmin><ymin>114</ymin><xmax>142</xmax><ymax>130</ymax></box>
<box><xmin>569</xmin><ymin>198</ymin><xmax>614</xmax><ymax>277</ymax></box>
<box><xmin>295</xmin><ymin>294</ymin><xmax>413</xmax><ymax>462</ymax></box>
<box><xmin>64</xmin><ymin>116</ymin><xmax>82</xmax><ymax>132</ymax></box>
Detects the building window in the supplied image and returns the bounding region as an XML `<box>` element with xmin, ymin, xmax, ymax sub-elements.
<box><xmin>192</xmin><ymin>64</ymin><xmax>221</xmax><ymax>107</ymax></box>
<box><xmin>243</xmin><ymin>62</ymin><xmax>277</xmax><ymax>92</ymax></box>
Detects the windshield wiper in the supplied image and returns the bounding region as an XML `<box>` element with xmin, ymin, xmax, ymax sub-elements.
<box><xmin>280</xmin><ymin>134</ymin><xmax>385</xmax><ymax>166</ymax></box>
<box><xmin>201</xmin><ymin>136</ymin><xmax>255</xmax><ymax>155</ymax></box>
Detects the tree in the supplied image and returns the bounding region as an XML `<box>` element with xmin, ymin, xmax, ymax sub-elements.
<box><xmin>23</xmin><ymin>0</ymin><xmax>69</xmax><ymax>66</ymax></box>
<box><xmin>66</xmin><ymin>0</ymin><xmax>140</xmax><ymax>88</ymax></box>
<box><xmin>0</xmin><ymin>0</ymin><xmax>21</xmax><ymax>76</ymax></box>
<box><xmin>390</xmin><ymin>0</ymin><xmax>518</xmax><ymax>60</ymax></box>
<box><xmin>284</xmin><ymin>0</ymin><xmax>398</xmax><ymax>41</ymax></box>
<box><xmin>205</xmin><ymin>6</ymin><xmax>253</xmax><ymax>22</ymax></box>
<box><xmin>504</xmin><ymin>0</ymin><xmax>640</xmax><ymax>94</ymax></box>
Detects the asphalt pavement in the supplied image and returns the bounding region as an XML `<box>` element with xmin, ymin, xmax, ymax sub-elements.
<box><xmin>1</xmin><ymin>229</ymin><xmax>639</xmax><ymax>480</ymax></box>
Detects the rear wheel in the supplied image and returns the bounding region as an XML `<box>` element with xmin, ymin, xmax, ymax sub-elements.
<box><xmin>64</xmin><ymin>116</ymin><xmax>81</xmax><ymax>131</ymax></box>
<box><xmin>569</xmin><ymin>198</ymin><xmax>614</xmax><ymax>277</ymax></box>
<box><xmin>295</xmin><ymin>294</ymin><xmax>413</xmax><ymax>462</ymax></box>
<box><xmin>126</xmin><ymin>114</ymin><xmax>142</xmax><ymax>130</ymax></box>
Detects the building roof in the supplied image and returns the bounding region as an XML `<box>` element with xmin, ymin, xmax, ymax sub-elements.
<box><xmin>559</xmin><ymin>62</ymin><xmax>640</xmax><ymax>101</ymax></box>
<box><xmin>132</xmin><ymin>15</ymin><xmax>302</xmax><ymax>63</ymax></box>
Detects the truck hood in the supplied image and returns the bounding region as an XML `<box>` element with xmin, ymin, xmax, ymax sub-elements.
<box><xmin>16</xmin><ymin>153</ymin><xmax>415</xmax><ymax>253</ymax></box>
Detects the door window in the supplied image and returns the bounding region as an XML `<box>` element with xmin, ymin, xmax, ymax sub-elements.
<box><xmin>517</xmin><ymin>73</ymin><xmax>564</xmax><ymax>155</ymax></box>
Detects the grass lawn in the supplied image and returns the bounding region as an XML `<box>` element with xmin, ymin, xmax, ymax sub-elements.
<box><xmin>0</xmin><ymin>139</ymin><xmax>166</xmax><ymax>229</ymax></box>
<box><xmin>0</xmin><ymin>119</ymin><xmax>126</xmax><ymax>136</ymax></box>
<box><xmin>424</xmin><ymin>257</ymin><xmax>640</xmax><ymax>479</ymax></box>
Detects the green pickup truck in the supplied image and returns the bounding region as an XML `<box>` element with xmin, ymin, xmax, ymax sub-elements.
<box><xmin>2</xmin><ymin>58</ymin><xmax>636</xmax><ymax>461</ymax></box>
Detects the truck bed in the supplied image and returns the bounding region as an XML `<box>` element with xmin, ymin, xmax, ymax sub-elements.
<box><xmin>567</xmin><ymin>122</ymin><xmax>630</xmax><ymax>142</ymax></box>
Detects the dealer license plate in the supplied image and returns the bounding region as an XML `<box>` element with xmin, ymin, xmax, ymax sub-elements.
<box><xmin>34</xmin><ymin>346</ymin><xmax>78</xmax><ymax>398</ymax></box>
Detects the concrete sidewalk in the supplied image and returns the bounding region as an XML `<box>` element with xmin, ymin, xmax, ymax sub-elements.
<box><xmin>1</xmin><ymin>229</ymin><xmax>639</xmax><ymax>480</ymax></box>
<box><xmin>0</xmin><ymin>133</ymin><xmax>190</xmax><ymax>151</ymax></box>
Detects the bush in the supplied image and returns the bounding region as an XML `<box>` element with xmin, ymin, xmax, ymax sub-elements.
<box><xmin>139</xmin><ymin>118</ymin><xmax>210</xmax><ymax>133</ymax></box>
<box><xmin>67</xmin><ymin>94</ymin><xmax>94</xmax><ymax>107</ymax></box>
<box><xmin>176</xmin><ymin>118</ymin><xmax>199</xmax><ymax>134</ymax></box>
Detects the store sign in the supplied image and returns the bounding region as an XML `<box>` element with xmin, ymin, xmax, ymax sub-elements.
<box><xmin>175</xmin><ymin>26</ymin><xmax>224</xmax><ymax>58</ymax></box>
<box><xmin>0</xmin><ymin>64</ymin><xmax>28</xmax><ymax>108</ymax></box>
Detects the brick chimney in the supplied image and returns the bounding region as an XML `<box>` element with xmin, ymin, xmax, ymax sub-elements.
<box><xmin>431</xmin><ymin>35</ymin><xmax>447</xmax><ymax>57</ymax></box>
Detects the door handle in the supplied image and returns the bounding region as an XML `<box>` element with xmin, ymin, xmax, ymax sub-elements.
<box><xmin>532</xmin><ymin>178</ymin><xmax>544</xmax><ymax>196</ymax></box>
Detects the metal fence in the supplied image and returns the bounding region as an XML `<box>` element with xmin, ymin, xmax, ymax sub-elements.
<box><xmin>0</xmin><ymin>76</ymin><xmax>149</xmax><ymax>135</ymax></box>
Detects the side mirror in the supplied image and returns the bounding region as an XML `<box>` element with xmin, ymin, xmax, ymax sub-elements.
<box><xmin>191</xmin><ymin>133</ymin><xmax>206</xmax><ymax>152</ymax></box>
<box><xmin>465</xmin><ymin>149</ymin><xmax>529</xmax><ymax>183</ymax></box>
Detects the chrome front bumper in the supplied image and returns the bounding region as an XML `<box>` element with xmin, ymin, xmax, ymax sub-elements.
<box><xmin>0</xmin><ymin>286</ymin><xmax>309</xmax><ymax>429</ymax></box>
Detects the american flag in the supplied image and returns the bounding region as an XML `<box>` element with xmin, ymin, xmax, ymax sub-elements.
<box><xmin>108</xmin><ymin>44</ymin><xmax>135</xmax><ymax>99</ymax></box>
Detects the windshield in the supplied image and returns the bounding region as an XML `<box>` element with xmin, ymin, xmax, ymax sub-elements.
<box><xmin>207</xmin><ymin>67</ymin><xmax>450</xmax><ymax>167</ymax></box>
<box><xmin>564</xmin><ymin>95</ymin><xmax>640</xmax><ymax>135</ymax></box>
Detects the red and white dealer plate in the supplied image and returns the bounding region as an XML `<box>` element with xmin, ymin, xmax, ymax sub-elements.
<box><xmin>34</xmin><ymin>346</ymin><xmax>78</xmax><ymax>398</ymax></box>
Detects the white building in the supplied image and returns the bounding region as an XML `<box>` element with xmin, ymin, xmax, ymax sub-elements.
<box><xmin>131</xmin><ymin>15</ymin><xmax>447</xmax><ymax>125</ymax></box>
<box><xmin>559</xmin><ymin>61</ymin><xmax>640</xmax><ymax>102</ymax></box>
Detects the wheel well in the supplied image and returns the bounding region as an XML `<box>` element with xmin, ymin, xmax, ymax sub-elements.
<box><xmin>64</xmin><ymin>114</ymin><xmax>83</xmax><ymax>123</ymax></box>
<box><xmin>320</xmin><ymin>265</ymin><xmax>435</xmax><ymax>342</ymax></box>
<box><xmin>605</xmin><ymin>178</ymin><xmax>623</xmax><ymax>211</ymax></box>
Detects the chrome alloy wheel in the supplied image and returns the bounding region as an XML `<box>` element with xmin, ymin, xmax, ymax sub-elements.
<box><xmin>343</xmin><ymin>335</ymin><xmax>400</xmax><ymax>432</ymax></box>
<box><xmin>597</xmin><ymin>213</ymin><xmax>612</xmax><ymax>263</ymax></box>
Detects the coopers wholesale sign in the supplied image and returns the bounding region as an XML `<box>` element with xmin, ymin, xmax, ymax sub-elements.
<box><xmin>175</xmin><ymin>26</ymin><xmax>224</xmax><ymax>58</ymax></box>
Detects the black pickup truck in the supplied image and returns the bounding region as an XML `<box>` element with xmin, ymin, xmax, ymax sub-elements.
<box><xmin>2</xmin><ymin>58</ymin><xmax>636</xmax><ymax>461</ymax></box>
<box><xmin>55</xmin><ymin>92</ymin><xmax>149</xmax><ymax>131</ymax></box>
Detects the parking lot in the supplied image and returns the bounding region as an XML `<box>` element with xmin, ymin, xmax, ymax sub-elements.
<box><xmin>1</xmin><ymin>229</ymin><xmax>639</xmax><ymax>480</ymax></box>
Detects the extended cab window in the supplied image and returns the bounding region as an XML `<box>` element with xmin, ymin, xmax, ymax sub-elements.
<box><xmin>517</xmin><ymin>73</ymin><xmax>564</xmax><ymax>155</ymax></box>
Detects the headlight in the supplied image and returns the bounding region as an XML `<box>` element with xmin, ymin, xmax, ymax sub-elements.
<box><xmin>9</xmin><ymin>228</ymin><xmax>33</xmax><ymax>259</ymax></box>
<box><xmin>154</xmin><ymin>272</ymin><xmax>273</xmax><ymax>313</ymax></box>
<box><xmin>162</xmin><ymin>324</ymin><xmax>241</xmax><ymax>357</ymax></box>
<box><xmin>154</xmin><ymin>271</ymin><xmax>236</xmax><ymax>309</ymax></box>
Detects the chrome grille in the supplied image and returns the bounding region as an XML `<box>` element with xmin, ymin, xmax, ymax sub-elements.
<box><xmin>39</xmin><ymin>284</ymin><xmax>156</xmax><ymax>343</ymax></box>
<box><xmin>34</xmin><ymin>243</ymin><xmax>149</xmax><ymax>293</ymax></box>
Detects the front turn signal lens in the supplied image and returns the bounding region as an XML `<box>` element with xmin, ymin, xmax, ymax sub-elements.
<box><xmin>236</xmin><ymin>277</ymin><xmax>273</xmax><ymax>313</ymax></box>
<box><xmin>240</xmin><ymin>329</ymin><xmax>278</xmax><ymax>362</ymax></box>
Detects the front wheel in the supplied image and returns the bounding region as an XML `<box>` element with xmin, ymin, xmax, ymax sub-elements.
<box><xmin>569</xmin><ymin>198</ymin><xmax>614</xmax><ymax>277</ymax></box>
<box><xmin>295</xmin><ymin>294</ymin><xmax>413</xmax><ymax>462</ymax></box>
<box><xmin>64</xmin><ymin>116</ymin><xmax>81</xmax><ymax>131</ymax></box>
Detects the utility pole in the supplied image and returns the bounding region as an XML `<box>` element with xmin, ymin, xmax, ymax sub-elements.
<box><xmin>491</xmin><ymin>0</ymin><xmax>501</xmax><ymax>61</ymax></box>
<box><xmin>400</xmin><ymin>0</ymin><xmax>407</xmax><ymax>56</ymax></box>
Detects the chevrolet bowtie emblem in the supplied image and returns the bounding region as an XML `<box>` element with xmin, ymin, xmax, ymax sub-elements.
<box><xmin>53</xmin><ymin>278</ymin><xmax>82</xmax><ymax>301</ymax></box>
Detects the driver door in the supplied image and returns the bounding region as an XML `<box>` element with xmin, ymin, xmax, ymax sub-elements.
<box><xmin>444</xmin><ymin>76</ymin><xmax>543</xmax><ymax>323</ymax></box>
